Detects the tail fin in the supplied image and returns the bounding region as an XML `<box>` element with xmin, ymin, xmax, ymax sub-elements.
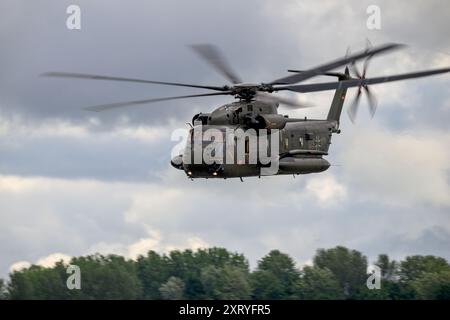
<box><xmin>326</xmin><ymin>67</ymin><xmax>350</xmax><ymax>122</ymax></box>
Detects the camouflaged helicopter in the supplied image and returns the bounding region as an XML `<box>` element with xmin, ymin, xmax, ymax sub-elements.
<box><xmin>43</xmin><ymin>43</ymin><xmax>450</xmax><ymax>180</ymax></box>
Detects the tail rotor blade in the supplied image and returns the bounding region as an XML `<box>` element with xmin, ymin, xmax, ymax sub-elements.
<box><xmin>347</xmin><ymin>89</ymin><xmax>362</xmax><ymax>123</ymax></box>
<box><xmin>362</xmin><ymin>57</ymin><xmax>371</xmax><ymax>78</ymax></box>
<box><xmin>365</xmin><ymin>38</ymin><xmax>373</xmax><ymax>51</ymax></box>
<box><xmin>362</xmin><ymin>39</ymin><xmax>373</xmax><ymax>77</ymax></box>
<box><xmin>362</xmin><ymin>52</ymin><xmax>373</xmax><ymax>78</ymax></box>
<box><xmin>364</xmin><ymin>86</ymin><xmax>378</xmax><ymax>117</ymax></box>
<box><xmin>350</xmin><ymin>61</ymin><xmax>362</xmax><ymax>78</ymax></box>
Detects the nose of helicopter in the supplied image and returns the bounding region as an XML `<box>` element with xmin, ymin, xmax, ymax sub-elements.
<box><xmin>170</xmin><ymin>154</ymin><xmax>184</xmax><ymax>170</ymax></box>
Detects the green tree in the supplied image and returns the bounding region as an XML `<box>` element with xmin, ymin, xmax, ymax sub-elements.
<box><xmin>8</xmin><ymin>263</ymin><xmax>68</xmax><ymax>300</ymax></box>
<box><xmin>251</xmin><ymin>270</ymin><xmax>285</xmax><ymax>299</ymax></box>
<box><xmin>201</xmin><ymin>265</ymin><xmax>251</xmax><ymax>299</ymax></box>
<box><xmin>159</xmin><ymin>276</ymin><xmax>185</xmax><ymax>300</ymax></box>
<box><xmin>137</xmin><ymin>251</ymin><xmax>171</xmax><ymax>299</ymax></box>
<box><xmin>412</xmin><ymin>270</ymin><xmax>450</xmax><ymax>299</ymax></box>
<box><xmin>375</xmin><ymin>254</ymin><xmax>398</xmax><ymax>280</ymax></box>
<box><xmin>294</xmin><ymin>266</ymin><xmax>344</xmax><ymax>300</ymax></box>
<box><xmin>0</xmin><ymin>278</ymin><xmax>8</xmax><ymax>300</ymax></box>
<box><xmin>8</xmin><ymin>269</ymin><xmax>34</xmax><ymax>300</ymax></box>
<box><xmin>313</xmin><ymin>246</ymin><xmax>368</xmax><ymax>298</ymax></box>
<box><xmin>6</xmin><ymin>248</ymin><xmax>450</xmax><ymax>300</ymax></box>
<box><xmin>251</xmin><ymin>250</ymin><xmax>299</xmax><ymax>299</ymax></box>
<box><xmin>400</xmin><ymin>255</ymin><xmax>450</xmax><ymax>282</ymax></box>
<box><xmin>69</xmin><ymin>254</ymin><xmax>142</xmax><ymax>299</ymax></box>
<box><xmin>168</xmin><ymin>248</ymin><xmax>249</xmax><ymax>299</ymax></box>
<box><xmin>8</xmin><ymin>255</ymin><xmax>142</xmax><ymax>300</ymax></box>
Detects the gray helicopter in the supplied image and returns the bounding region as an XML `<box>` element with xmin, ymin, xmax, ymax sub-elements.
<box><xmin>44</xmin><ymin>43</ymin><xmax>450</xmax><ymax>180</ymax></box>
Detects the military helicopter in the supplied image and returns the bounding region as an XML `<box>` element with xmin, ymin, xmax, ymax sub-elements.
<box><xmin>43</xmin><ymin>43</ymin><xmax>450</xmax><ymax>180</ymax></box>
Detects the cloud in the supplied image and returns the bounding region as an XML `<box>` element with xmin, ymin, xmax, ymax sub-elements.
<box><xmin>86</xmin><ymin>228</ymin><xmax>209</xmax><ymax>259</ymax></box>
<box><xmin>305</xmin><ymin>174</ymin><xmax>347</xmax><ymax>206</ymax></box>
<box><xmin>0</xmin><ymin>114</ymin><xmax>172</xmax><ymax>142</ymax></box>
<box><xmin>9</xmin><ymin>253</ymin><xmax>71</xmax><ymax>273</ymax></box>
<box><xmin>36</xmin><ymin>253</ymin><xmax>72</xmax><ymax>268</ymax></box>
<box><xmin>2</xmin><ymin>161</ymin><xmax>450</xmax><ymax>279</ymax></box>
<box><xmin>0</xmin><ymin>114</ymin><xmax>176</xmax><ymax>181</ymax></box>
<box><xmin>339</xmin><ymin>125</ymin><xmax>450</xmax><ymax>207</ymax></box>
<box><xmin>9</xmin><ymin>261</ymin><xmax>31</xmax><ymax>273</ymax></box>
<box><xmin>8</xmin><ymin>228</ymin><xmax>210</xmax><ymax>274</ymax></box>
<box><xmin>1</xmin><ymin>0</ymin><xmax>449</xmax><ymax>279</ymax></box>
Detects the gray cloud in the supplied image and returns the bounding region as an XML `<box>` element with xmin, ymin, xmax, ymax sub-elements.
<box><xmin>0</xmin><ymin>0</ymin><xmax>449</xmax><ymax>278</ymax></box>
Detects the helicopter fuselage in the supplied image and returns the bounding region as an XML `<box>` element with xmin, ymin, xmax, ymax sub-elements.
<box><xmin>171</xmin><ymin>100</ymin><xmax>339</xmax><ymax>179</ymax></box>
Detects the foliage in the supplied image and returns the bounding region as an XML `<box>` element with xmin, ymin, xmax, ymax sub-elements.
<box><xmin>251</xmin><ymin>250</ymin><xmax>299</xmax><ymax>299</ymax></box>
<box><xmin>400</xmin><ymin>255</ymin><xmax>450</xmax><ymax>282</ymax></box>
<box><xmin>293</xmin><ymin>266</ymin><xmax>344</xmax><ymax>300</ymax></box>
<box><xmin>159</xmin><ymin>276</ymin><xmax>185</xmax><ymax>300</ymax></box>
<box><xmin>0</xmin><ymin>278</ymin><xmax>7</xmax><ymax>300</ymax></box>
<box><xmin>137</xmin><ymin>251</ymin><xmax>172</xmax><ymax>299</ymax></box>
<box><xmin>201</xmin><ymin>265</ymin><xmax>251</xmax><ymax>299</ymax></box>
<box><xmin>313</xmin><ymin>246</ymin><xmax>368</xmax><ymax>298</ymax></box>
<box><xmin>375</xmin><ymin>254</ymin><xmax>398</xmax><ymax>280</ymax></box>
<box><xmin>412</xmin><ymin>270</ymin><xmax>450</xmax><ymax>299</ymax></box>
<box><xmin>8</xmin><ymin>255</ymin><xmax>142</xmax><ymax>300</ymax></box>
<box><xmin>4</xmin><ymin>246</ymin><xmax>450</xmax><ymax>300</ymax></box>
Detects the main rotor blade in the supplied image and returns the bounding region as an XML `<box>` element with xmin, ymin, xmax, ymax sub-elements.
<box><xmin>287</xmin><ymin>70</ymin><xmax>349</xmax><ymax>79</ymax></box>
<box><xmin>189</xmin><ymin>44</ymin><xmax>243</xmax><ymax>84</ymax></box>
<box><xmin>42</xmin><ymin>72</ymin><xmax>228</xmax><ymax>91</ymax></box>
<box><xmin>255</xmin><ymin>92</ymin><xmax>313</xmax><ymax>109</ymax></box>
<box><xmin>84</xmin><ymin>92</ymin><xmax>232</xmax><ymax>112</ymax></box>
<box><xmin>269</xmin><ymin>43</ymin><xmax>405</xmax><ymax>85</ymax></box>
<box><xmin>277</xmin><ymin>67</ymin><xmax>450</xmax><ymax>93</ymax></box>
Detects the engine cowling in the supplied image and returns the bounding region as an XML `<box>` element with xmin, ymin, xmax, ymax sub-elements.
<box><xmin>245</xmin><ymin>114</ymin><xmax>288</xmax><ymax>129</ymax></box>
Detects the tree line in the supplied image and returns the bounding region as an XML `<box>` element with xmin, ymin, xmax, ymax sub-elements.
<box><xmin>1</xmin><ymin>246</ymin><xmax>449</xmax><ymax>300</ymax></box>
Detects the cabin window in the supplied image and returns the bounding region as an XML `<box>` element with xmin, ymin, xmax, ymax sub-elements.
<box><xmin>284</xmin><ymin>138</ymin><xmax>289</xmax><ymax>149</ymax></box>
<box><xmin>299</xmin><ymin>137</ymin><xmax>304</xmax><ymax>147</ymax></box>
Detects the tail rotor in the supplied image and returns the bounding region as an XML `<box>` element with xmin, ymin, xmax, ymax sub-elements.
<box><xmin>346</xmin><ymin>40</ymin><xmax>379</xmax><ymax>123</ymax></box>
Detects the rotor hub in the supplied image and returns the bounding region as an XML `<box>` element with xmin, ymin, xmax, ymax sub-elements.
<box><xmin>230</xmin><ymin>83</ymin><xmax>274</xmax><ymax>100</ymax></box>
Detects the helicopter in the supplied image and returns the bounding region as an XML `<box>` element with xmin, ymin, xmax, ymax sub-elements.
<box><xmin>43</xmin><ymin>43</ymin><xmax>450</xmax><ymax>180</ymax></box>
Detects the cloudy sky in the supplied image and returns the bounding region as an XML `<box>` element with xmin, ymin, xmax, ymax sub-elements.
<box><xmin>1</xmin><ymin>0</ymin><xmax>449</xmax><ymax>277</ymax></box>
